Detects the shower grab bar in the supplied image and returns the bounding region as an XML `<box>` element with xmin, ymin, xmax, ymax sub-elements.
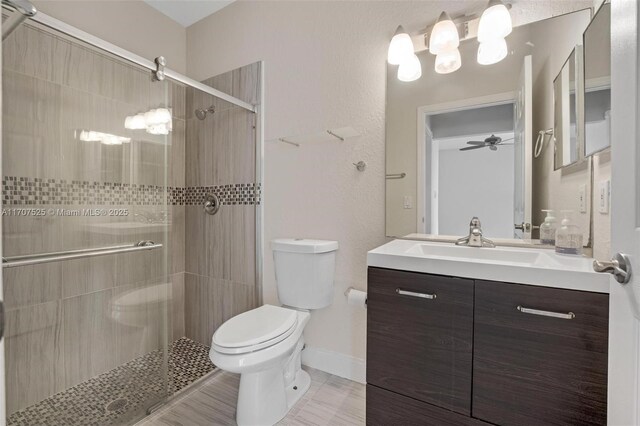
<box><xmin>2</xmin><ymin>0</ymin><xmax>37</xmax><ymax>40</ymax></box>
<box><xmin>2</xmin><ymin>240</ymin><xmax>162</xmax><ymax>268</ymax></box>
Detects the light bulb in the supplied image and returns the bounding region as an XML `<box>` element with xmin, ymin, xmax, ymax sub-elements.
<box><xmin>388</xmin><ymin>25</ymin><xmax>414</xmax><ymax>65</ymax></box>
<box><xmin>125</xmin><ymin>113</ymin><xmax>146</xmax><ymax>130</ymax></box>
<box><xmin>397</xmin><ymin>54</ymin><xmax>422</xmax><ymax>82</ymax></box>
<box><xmin>478</xmin><ymin>0</ymin><xmax>512</xmax><ymax>42</ymax></box>
<box><xmin>144</xmin><ymin>109</ymin><xmax>159</xmax><ymax>125</ymax></box>
<box><xmin>147</xmin><ymin>124</ymin><xmax>170</xmax><ymax>135</ymax></box>
<box><xmin>154</xmin><ymin>108</ymin><xmax>172</xmax><ymax>124</ymax></box>
<box><xmin>429</xmin><ymin>11</ymin><xmax>459</xmax><ymax>55</ymax></box>
<box><xmin>477</xmin><ymin>38</ymin><xmax>508</xmax><ymax>65</ymax></box>
<box><xmin>435</xmin><ymin>48</ymin><xmax>461</xmax><ymax>74</ymax></box>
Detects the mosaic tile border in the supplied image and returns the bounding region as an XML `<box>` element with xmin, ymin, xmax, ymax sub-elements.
<box><xmin>7</xmin><ymin>337</ymin><xmax>215</xmax><ymax>426</ymax></box>
<box><xmin>2</xmin><ymin>176</ymin><xmax>262</xmax><ymax>206</ymax></box>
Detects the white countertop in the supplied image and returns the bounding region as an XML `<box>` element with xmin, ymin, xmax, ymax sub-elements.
<box><xmin>367</xmin><ymin>239</ymin><xmax>611</xmax><ymax>294</ymax></box>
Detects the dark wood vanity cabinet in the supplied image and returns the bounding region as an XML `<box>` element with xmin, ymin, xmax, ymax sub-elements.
<box><xmin>473</xmin><ymin>280</ymin><xmax>609</xmax><ymax>426</ymax></box>
<box><xmin>367</xmin><ymin>267</ymin><xmax>474</xmax><ymax>415</ymax></box>
<box><xmin>366</xmin><ymin>268</ymin><xmax>609</xmax><ymax>426</ymax></box>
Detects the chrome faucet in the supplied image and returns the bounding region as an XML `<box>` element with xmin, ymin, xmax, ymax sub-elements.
<box><xmin>456</xmin><ymin>217</ymin><xmax>495</xmax><ymax>248</ymax></box>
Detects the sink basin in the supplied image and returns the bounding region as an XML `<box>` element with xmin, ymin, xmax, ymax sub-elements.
<box><xmin>405</xmin><ymin>243</ymin><xmax>551</xmax><ymax>267</ymax></box>
<box><xmin>367</xmin><ymin>239</ymin><xmax>610</xmax><ymax>294</ymax></box>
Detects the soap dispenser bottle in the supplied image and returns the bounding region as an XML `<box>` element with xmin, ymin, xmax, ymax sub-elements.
<box><xmin>555</xmin><ymin>210</ymin><xmax>583</xmax><ymax>255</ymax></box>
<box><xmin>540</xmin><ymin>210</ymin><xmax>557</xmax><ymax>245</ymax></box>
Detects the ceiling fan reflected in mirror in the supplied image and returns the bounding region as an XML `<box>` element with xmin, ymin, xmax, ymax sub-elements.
<box><xmin>459</xmin><ymin>134</ymin><xmax>514</xmax><ymax>151</ymax></box>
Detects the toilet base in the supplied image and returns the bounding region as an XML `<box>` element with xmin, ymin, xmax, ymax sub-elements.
<box><xmin>286</xmin><ymin>369</ymin><xmax>311</xmax><ymax>410</ymax></box>
<box><xmin>235</xmin><ymin>341</ymin><xmax>310</xmax><ymax>426</ymax></box>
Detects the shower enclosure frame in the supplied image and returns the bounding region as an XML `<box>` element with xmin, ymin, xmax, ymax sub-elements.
<box><xmin>0</xmin><ymin>4</ymin><xmax>265</xmax><ymax>421</ymax></box>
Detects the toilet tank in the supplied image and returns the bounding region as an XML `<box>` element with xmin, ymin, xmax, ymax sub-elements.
<box><xmin>271</xmin><ymin>239</ymin><xmax>338</xmax><ymax>309</ymax></box>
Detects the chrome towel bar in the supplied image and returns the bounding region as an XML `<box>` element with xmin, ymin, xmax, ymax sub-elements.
<box><xmin>2</xmin><ymin>240</ymin><xmax>162</xmax><ymax>268</ymax></box>
<box><xmin>386</xmin><ymin>173</ymin><xmax>406</xmax><ymax>179</ymax></box>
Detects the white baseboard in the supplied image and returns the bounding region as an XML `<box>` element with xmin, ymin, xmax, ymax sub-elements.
<box><xmin>301</xmin><ymin>346</ymin><xmax>366</xmax><ymax>384</ymax></box>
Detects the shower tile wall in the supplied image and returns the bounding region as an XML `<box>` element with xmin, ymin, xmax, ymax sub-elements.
<box><xmin>183</xmin><ymin>62</ymin><xmax>261</xmax><ymax>345</ymax></box>
<box><xmin>2</xmin><ymin>24</ymin><xmax>186</xmax><ymax>415</ymax></box>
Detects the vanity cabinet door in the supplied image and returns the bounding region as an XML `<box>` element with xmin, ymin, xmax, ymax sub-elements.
<box><xmin>367</xmin><ymin>267</ymin><xmax>474</xmax><ymax>415</ymax></box>
<box><xmin>473</xmin><ymin>280</ymin><xmax>608</xmax><ymax>426</ymax></box>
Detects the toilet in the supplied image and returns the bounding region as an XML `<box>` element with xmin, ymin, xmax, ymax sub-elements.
<box><xmin>209</xmin><ymin>238</ymin><xmax>338</xmax><ymax>426</ymax></box>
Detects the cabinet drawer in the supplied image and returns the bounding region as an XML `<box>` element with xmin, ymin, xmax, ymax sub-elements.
<box><xmin>367</xmin><ymin>385</ymin><xmax>489</xmax><ymax>426</ymax></box>
<box><xmin>367</xmin><ymin>267</ymin><xmax>474</xmax><ymax>415</ymax></box>
<box><xmin>473</xmin><ymin>280</ymin><xmax>608</xmax><ymax>426</ymax></box>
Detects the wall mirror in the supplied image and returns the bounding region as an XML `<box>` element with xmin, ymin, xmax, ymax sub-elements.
<box><xmin>583</xmin><ymin>1</ymin><xmax>611</xmax><ymax>157</ymax></box>
<box><xmin>554</xmin><ymin>47</ymin><xmax>584</xmax><ymax>170</ymax></box>
<box><xmin>386</xmin><ymin>6</ymin><xmax>593</xmax><ymax>240</ymax></box>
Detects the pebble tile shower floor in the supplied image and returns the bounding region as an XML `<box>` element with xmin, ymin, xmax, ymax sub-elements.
<box><xmin>7</xmin><ymin>337</ymin><xmax>215</xmax><ymax>426</ymax></box>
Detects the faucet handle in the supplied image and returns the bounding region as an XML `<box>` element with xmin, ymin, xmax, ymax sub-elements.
<box><xmin>470</xmin><ymin>217</ymin><xmax>481</xmax><ymax>227</ymax></box>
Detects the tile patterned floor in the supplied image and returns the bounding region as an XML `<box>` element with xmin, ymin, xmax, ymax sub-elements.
<box><xmin>136</xmin><ymin>367</ymin><xmax>366</xmax><ymax>426</ymax></box>
<box><xmin>7</xmin><ymin>337</ymin><xmax>215</xmax><ymax>426</ymax></box>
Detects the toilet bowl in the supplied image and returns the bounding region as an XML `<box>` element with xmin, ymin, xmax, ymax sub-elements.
<box><xmin>210</xmin><ymin>305</ymin><xmax>311</xmax><ymax>426</ymax></box>
<box><xmin>209</xmin><ymin>238</ymin><xmax>338</xmax><ymax>426</ymax></box>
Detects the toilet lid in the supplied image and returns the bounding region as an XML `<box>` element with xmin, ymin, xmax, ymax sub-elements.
<box><xmin>212</xmin><ymin>305</ymin><xmax>298</xmax><ymax>354</ymax></box>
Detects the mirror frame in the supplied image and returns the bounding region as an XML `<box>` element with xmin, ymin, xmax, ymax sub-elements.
<box><xmin>582</xmin><ymin>0</ymin><xmax>611</xmax><ymax>158</ymax></box>
<box><xmin>554</xmin><ymin>45</ymin><xmax>586</xmax><ymax>171</ymax></box>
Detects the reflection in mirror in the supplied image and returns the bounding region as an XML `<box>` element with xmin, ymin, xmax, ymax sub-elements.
<box><xmin>554</xmin><ymin>47</ymin><xmax>583</xmax><ymax>169</ymax></box>
<box><xmin>584</xmin><ymin>1</ymin><xmax>611</xmax><ymax>156</ymax></box>
<box><xmin>426</xmin><ymin>104</ymin><xmax>516</xmax><ymax>238</ymax></box>
<box><xmin>386</xmin><ymin>7</ymin><xmax>592</xmax><ymax>240</ymax></box>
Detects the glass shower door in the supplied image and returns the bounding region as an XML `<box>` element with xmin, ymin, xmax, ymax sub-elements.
<box><xmin>2</xmin><ymin>20</ymin><xmax>173</xmax><ymax>425</ymax></box>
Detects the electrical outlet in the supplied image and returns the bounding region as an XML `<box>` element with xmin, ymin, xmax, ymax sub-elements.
<box><xmin>599</xmin><ymin>180</ymin><xmax>610</xmax><ymax>214</ymax></box>
<box><xmin>578</xmin><ymin>184</ymin><xmax>587</xmax><ymax>213</ymax></box>
<box><xmin>403</xmin><ymin>196</ymin><xmax>413</xmax><ymax>209</ymax></box>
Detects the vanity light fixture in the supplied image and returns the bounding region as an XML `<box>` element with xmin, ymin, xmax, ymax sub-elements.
<box><xmin>477</xmin><ymin>0</ymin><xmax>512</xmax><ymax>65</ymax></box>
<box><xmin>398</xmin><ymin>54</ymin><xmax>423</xmax><ymax>81</ymax></box>
<box><xmin>388</xmin><ymin>25</ymin><xmax>422</xmax><ymax>81</ymax></box>
<box><xmin>429</xmin><ymin>11</ymin><xmax>462</xmax><ymax>74</ymax></box>
<box><xmin>125</xmin><ymin>107</ymin><xmax>173</xmax><ymax>135</ymax></box>
<box><xmin>387</xmin><ymin>25</ymin><xmax>414</xmax><ymax>65</ymax></box>
<box><xmin>76</xmin><ymin>130</ymin><xmax>131</xmax><ymax>145</ymax></box>
<box><xmin>124</xmin><ymin>113</ymin><xmax>146</xmax><ymax>130</ymax></box>
<box><xmin>477</xmin><ymin>0</ymin><xmax>512</xmax><ymax>43</ymax></box>
<box><xmin>477</xmin><ymin>37</ymin><xmax>508</xmax><ymax>65</ymax></box>
<box><xmin>429</xmin><ymin>11</ymin><xmax>459</xmax><ymax>55</ymax></box>
<box><xmin>435</xmin><ymin>48</ymin><xmax>462</xmax><ymax>74</ymax></box>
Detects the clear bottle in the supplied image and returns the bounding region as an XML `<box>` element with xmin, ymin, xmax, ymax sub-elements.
<box><xmin>539</xmin><ymin>209</ymin><xmax>557</xmax><ymax>245</ymax></box>
<box><xmin>555</xmin><ymin>210</ymin><xmax>583</xmax><ymax>255</ymax></box>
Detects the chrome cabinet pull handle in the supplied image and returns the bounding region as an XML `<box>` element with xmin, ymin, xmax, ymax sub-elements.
<box><xmin>396</xmin><ymin>288</ymin><xmax>436</xmax><ymax>300</ymax></box>
<box><xmin>517</xmin><ymin>305</ymin><xmax>575</xmax><ymax>319</ymax></box>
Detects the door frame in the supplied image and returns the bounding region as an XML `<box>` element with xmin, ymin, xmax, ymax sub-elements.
<box><xmin>416</xmin><ymin>92</ymin><xmax>516</xmax><ymax>234</ymax></box>
<box><xmin>608</xmin><ymin>0</ymin><xmax>640</xmax><ymax>424</ymax></box>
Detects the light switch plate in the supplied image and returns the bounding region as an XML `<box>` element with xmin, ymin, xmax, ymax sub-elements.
<box><xmin>578</xmin><ymin>184</ymin><xmax>587</xmax><ymax>213</ymax></box>
<box><xmin>599</xmin><ymin>180</ymin><xmax>610</xmax><ymax>214</ymax></box>
<box><xmin>403</xmin><ymin>196</ymin><xmax>413</xmax><ymax>209</ymax></box>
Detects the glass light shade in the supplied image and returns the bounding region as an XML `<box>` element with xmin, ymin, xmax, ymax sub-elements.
<box><xmin>144</xmin><ymin>109</ymin><xmax>160</xmax><ymax>125</ymax></box>
<box><xmin>435</xmin><ymin>48</ymin><xmax>462</xmax><ymax>74</ymax></box>
<box><xmin>477</xmin><ymin>37</ymin><xmax>508</xmax><ymax>65</ymax></box>
<box><xmin>146</xmin><ymin>124</ymin><xmax>170</xmax><ymax>135</ymax></box>
<box><xmin>78</xmin><ymin>130</ymin><xmax>130</xmax><ymax>145</ymax></box>
<box><xmin>125</xmin><ymin>113</ymin><xmax>146</xmax><ymax>130</ymax></box>
<box><xmin>397</xmin><ymin>54</ymin><xmax>422</xmax><ymax>82</ymax></box>
<box><xmin>478</xmin><ymin>0</ymin><xmax>512</xmax><ymax>42</ymax></box>
<box><xmin>388</xmin><ymin>26</ymin><xmax>414</xmax><ymax>65</ymax></box>
<box><xmin>154</xmin><ymin>108</ymin><xmax>172</xmax><ymax>124</ymax></box>
<box><xmin>429</xmin><ymin>12</ymin><xmax>459</xmax><ymax>55</ymax></box>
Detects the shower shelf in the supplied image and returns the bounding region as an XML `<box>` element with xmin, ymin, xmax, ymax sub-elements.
<box><xmin>2</xmin><ymin>240</ymin><xmax>162</xmax><ymax>268</ymax></box>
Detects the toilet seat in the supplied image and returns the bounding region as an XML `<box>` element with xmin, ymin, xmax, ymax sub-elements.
<box><xmin>212</xmin><ymin>305</ymin><xmax>298</xmax><ymax>355</ymax></box>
